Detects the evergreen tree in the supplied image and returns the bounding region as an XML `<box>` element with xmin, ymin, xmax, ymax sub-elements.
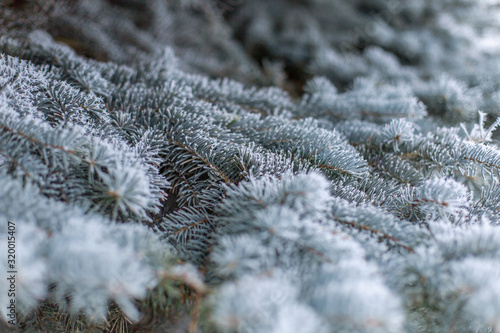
<box><xmin>2</xmin><ymin>0</ymin><xmax>500</xmax><ymax>332</ymax></box>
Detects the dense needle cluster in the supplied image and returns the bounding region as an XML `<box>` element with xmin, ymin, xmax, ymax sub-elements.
<box><xmin>2</xmin><ymin>0</ymin><xmax>500</xmax><ymax>332</ymax></box>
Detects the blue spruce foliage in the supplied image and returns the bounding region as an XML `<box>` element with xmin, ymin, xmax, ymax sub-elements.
<box><xmin>2</xmin><ymin>1</ymin><xmax>500</xmax><ymax>332</ymax></box>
